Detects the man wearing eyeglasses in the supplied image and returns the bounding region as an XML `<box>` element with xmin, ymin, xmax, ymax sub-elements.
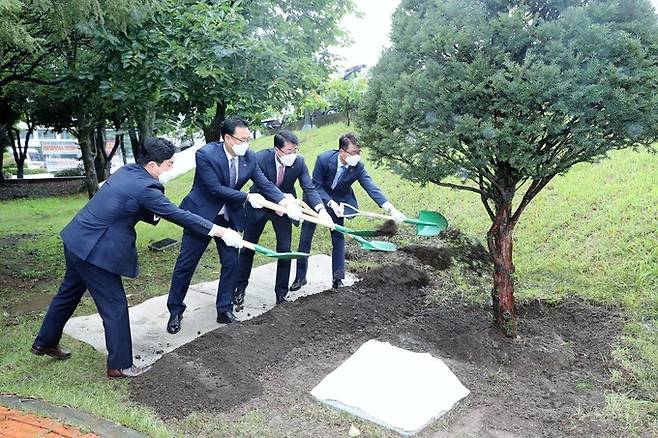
<box><xmin>166</xmin><ymin>117</ymin><xmax>303</xmax><ymax>334</ymax></box>
<box><xmin>233</xmin><ymin>130</ymin><xmax>334</xmax><ymax>308</ymax></box>
<box><xmin>290</xmin><ymin>133</ymin><xmax>406</xmax><ymax>290</ymax></box>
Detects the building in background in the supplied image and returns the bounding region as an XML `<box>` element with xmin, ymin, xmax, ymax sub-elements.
<box><xmin>14</xmin><ymin>125</ymin><xmax>133</xmax><ymax>173</ymax></box>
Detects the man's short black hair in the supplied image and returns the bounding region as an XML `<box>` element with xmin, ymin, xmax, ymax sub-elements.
<box><xmin>137</xmin><ymin>137</ymin><xmax>176</xmax><ymax>165</ymax></box>
<box><xmin>220</xmin><ymin>116</ymin><xmax>250</xmax><ymax>139</ymax></box>
<box><xmin>274</xmin><ymin>130</ymin><xmax>299</xmax><ymax>149</ymax></box>
<box><xmin>339</xmin><ymin>133</ymin><xmax>360</xmax><ymax>150</ymax></box>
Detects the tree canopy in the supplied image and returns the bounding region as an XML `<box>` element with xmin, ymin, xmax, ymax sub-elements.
<box><xmin>360</xmin><ymin>0</ymin><xmax>658</xmax><ymax>335</ymax></box>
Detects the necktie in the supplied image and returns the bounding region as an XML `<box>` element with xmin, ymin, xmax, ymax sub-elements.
<box><xmin>276</xmin><ymin>163</ymin><xmax>285</xmax><ymax>186</ymax></box>
<box><xmin>331</xmin><ymin>165</ymin><xmax>346</xmax><ymax>189</ymax></box>
<box><xmin>229</xmin><ymin>157</ymin><xmax>237</xmax><ymax>188</ymax></box>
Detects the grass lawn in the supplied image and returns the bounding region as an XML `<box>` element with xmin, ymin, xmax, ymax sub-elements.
<box><xmin>0</xmin><ymin>122</ymin><xmax>656</xmax><ymax>436</ymax></box>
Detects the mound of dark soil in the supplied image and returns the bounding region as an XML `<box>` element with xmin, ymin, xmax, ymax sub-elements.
<box><xmin>130</xmin><ymin>234</ymin><xmax>627</xmax><ymax>436</ymax></box>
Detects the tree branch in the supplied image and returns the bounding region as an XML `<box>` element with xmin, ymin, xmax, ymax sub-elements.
<box><xmin>429</xmin><ymin>178</ymin><xmax>490</xmax><ymax>196</ymax></box>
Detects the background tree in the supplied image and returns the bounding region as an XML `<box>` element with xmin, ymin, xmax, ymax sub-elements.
<box><xmin>326</xmin><ymin>73</ymin><xmax>367</xmax><ymax>126</ymax></box>
<box><xmin>1</xmin><ymin>0</ymin><xmax>154</xmax><ymax>195</ymax></box>
<box><xmin>359</xmin><ymin>0</ymin><xmax>658</xmax><ymax>336</ymax></box>
<box><xmin>173</xmin><ymin>0</ymin><xmax>354</xmax><ymax>142</ymax></box>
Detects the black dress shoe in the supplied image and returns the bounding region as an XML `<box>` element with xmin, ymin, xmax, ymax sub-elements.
<box><xmin>332</xmin><ymin>279</ymin><xmax>344</xmax><ymax>288</ymax></box>
<box><xmin>217</xmin><ymin>310</ymin><xmax>239</xmax><ymax>324</ymax></box>
<box><xmin>290</xmin><ymin>278</ymin><xmax>307</xmax><ymax>291</ymax></box>
<box><xmin>276</xmin><ymin>295</ymin><xmax>288</xmax><ymax>304</ymax></box>
<box><xmin>31</xmin><ymin>344</ymin><xmax>71</xmax><ymax>360</ymax></box>
<box><xmin>233</xmin><ymin>286</ymin><xmax>246</xmax><ymax>307</ymax></box>
<box><xmin>167</xmin><ymin>314</ymin><xmax>183</xmax><ymax>334</ymax></box>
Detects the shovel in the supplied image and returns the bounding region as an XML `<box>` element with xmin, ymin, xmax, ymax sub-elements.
<box><xmin>241</xmin><ymin>240</ymin><xmax>309</xmax><ymax>260</ymax></box>
<box><xmin>256</xmin><ymin>198</ymin><xmax>396</xmax><ymax>252</ymax></box>
<box><xmin>297</xmin><ymin>201</ymin><xmax>397</xmax><ymax>252</ymax></box>
<box><xmin>340</xmin><ymin>203</ymin><xmax>448</xmax><ymax>237</ymax></box>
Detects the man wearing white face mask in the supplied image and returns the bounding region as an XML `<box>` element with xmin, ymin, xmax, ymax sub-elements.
<box><xmin>166</xmin><ymin>117</ymin><xmax>303</xmax><ymax>334</ymax></box>
<box><xmin>234</xmin><ymin>130</ymin><xmax>333</xmax><ymax>307</ymax></box>
<box><xmin>290</xmin><ymin>133</ymin><xmax>406</xmax><ymax>290</ymax></box>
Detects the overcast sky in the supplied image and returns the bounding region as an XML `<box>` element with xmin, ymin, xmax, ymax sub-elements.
<box><xmin>333</xmin><ymin>0</ymin><xmax>658</xmax><ymax>72</ymax></box>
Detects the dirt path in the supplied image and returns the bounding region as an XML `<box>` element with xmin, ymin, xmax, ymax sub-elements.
<box><xmin>130</xmin><ymin>233</ymin><xmax>627</xmax><ymax>437</ymax></box>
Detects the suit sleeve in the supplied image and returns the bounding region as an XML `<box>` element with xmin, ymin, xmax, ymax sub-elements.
<box><xmin>251</xmin><ymin>163</ymin><xmax>284</xmax><ymax>203</ymax></box>
<box><xmin>138</xmin><ymin>186</ymin><xmax>215</xmax><ymax>236</ymax></box>
<box><xmin>357</xmin><ymin>166</ymin><xmax>388</xmax><ymax>207</ymax></box>
<box><xmin>196</xmin><ymin>149</ymin><xmax>248</xmax><ymax>204</ymax></box>
<box><xmin>312</xmin><ymin>156</ymin><xmax>332</xmax><ymax>205</ymax></box>
<box><xmin>299</xmin><ymin>159</ymin><xmax>322</xmax><ymax>208</ymax></box>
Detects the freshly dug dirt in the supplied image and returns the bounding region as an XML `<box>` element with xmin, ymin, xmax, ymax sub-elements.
<box><xmin>130</xmin><ymin>233</ymin><xmax>628</xmax><ymax>437</ymax></box>
<box><xmin>372</xmin><ymin>219</ymin><xmax>398</xmax><ymax>237</ymax></box>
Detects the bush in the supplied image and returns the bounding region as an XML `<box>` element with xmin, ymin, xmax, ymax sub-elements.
<box><xmin>54</xmin><ymin>166</ymin><xmax>85</xmax><ymax>177</ymax></box>
<box><xmin>2</xmin><ymin>153</ymin><xmax>16</xmax><ymax>169</ymax></box>
<box><xmin>3</xmin><ymin>167</ymin><xmax>49</xmax><ymax>176</ymax></box>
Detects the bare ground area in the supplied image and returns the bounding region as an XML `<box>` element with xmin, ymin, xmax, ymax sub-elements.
<box><xmin>130</xmin><ymin>231</ymin><xmax>629</xmax><ymax>437</ymax></box>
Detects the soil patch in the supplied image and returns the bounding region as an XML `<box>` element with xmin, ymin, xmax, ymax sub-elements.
<box><xmin>130</xmin><ymin>237</ymin><xmax>628</xmax><ymax>436</ymax></box>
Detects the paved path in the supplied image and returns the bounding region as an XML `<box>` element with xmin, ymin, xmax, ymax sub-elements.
<box><xmin>64</xmin><ymin>255</ymin><xmax>356</xmax><ymax>366</ymax></box>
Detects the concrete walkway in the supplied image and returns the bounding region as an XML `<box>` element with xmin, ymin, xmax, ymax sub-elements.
<box><xmin>64</xmin><ymin>255</ymin><xmax>356</xmax><ymax>366</ymax></box>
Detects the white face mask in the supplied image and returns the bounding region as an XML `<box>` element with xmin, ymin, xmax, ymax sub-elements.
<box><xmin>345</xmin><ymin>153</ymin><xmax>360</xmax><ymax>167</ymax></box>
<box><xmin>232</xmin><ymin>142</ymin><xmax>249</xmax><ymax>156</ymax></box>
<box><xmin>279</xmin><ymin>153</ymin><xmax>297</xmax><ymax>167</ymax></box>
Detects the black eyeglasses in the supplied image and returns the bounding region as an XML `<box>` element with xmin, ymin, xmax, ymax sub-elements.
<box><xmin>229</xmin><ymin>134</ymin><xmax>251</xmax><ymax>143</ymax></box>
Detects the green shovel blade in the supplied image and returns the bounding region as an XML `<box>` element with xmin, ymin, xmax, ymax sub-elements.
<box><xmin>348</xmin><ymin>232</ymin><xmax>397</xmax><ymax>252</ymax></box>
<box><xmin>253</xmin><ymin>244</ymin><xmax>310</xmax><ymax>259</ymax></box>
<box><xmin>404</xmin><ymin>210</ymin><xmax>448</xmax><ymax>237</ymax></box>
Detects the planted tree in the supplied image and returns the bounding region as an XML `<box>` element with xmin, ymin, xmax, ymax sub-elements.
<box><xmin>359</xmin><ymin>0</ymin><xmax>658</xmax><ymax>336</ymax></box>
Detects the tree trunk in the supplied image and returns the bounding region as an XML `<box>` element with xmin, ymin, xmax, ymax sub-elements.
<box><xmin>77</xmin><ymin>115</ymin><xmax>99</xmax><ymax>198</ymax></box>
<box><xmin>128</xmin><ymin>127</ymin><xmax>141</xmax><ymax>159</ymax></box>
<box><xmin>138</xmin><ymin>109</ymin><xmax>156</xmax><ymax>144</ymax></box>
<box><xmin>202</xmin><ymin>100</ymin><xmax>226</xmax><ymax>143</ymax></box>
<box><xmin>94</xmin><ymin>123</ymin><xmax>109</xmax><ymax>182</ymax></box>
<box><xmin>346</xmin><ymin>109</ymin><xmax>351</xmax><ymax>126</ymax></box>
<box><xmin>302</xmin><ymin>108</ymin><xmax>312</xmax><ymax>130</ymax></box>
<box><xmin>119</xmin><ymin>134</ymin><xmax>127</xmax><ymax>164</ymax></box>
<box><xmin>11</xmin><ymin>126</ymin><xmax>31</xmax><ymax>179</ymax></box>
<box><xmin>104</xmin><ymin>131</ymin><xmax>122</xmax><ymax>177</ymax></box>
<box><xmin>0</xmin><ymin>141</ymin><xmax>4</xmax><ymax>182</ymax></box>
<box><xmin>487</xmin><ymin>201</ymin><xmax>517</xmax><ymax>337</ymax></box>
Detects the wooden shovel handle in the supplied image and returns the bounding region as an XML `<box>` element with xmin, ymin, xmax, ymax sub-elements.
<box><xmin>255</xmin><ymin>197</ymin><xmax>335</xmax><ymax>229</ymax></box>
<box><xmin>340</xmin><ymin>202</ymin><xmax>393</xmax><ymax>221</ymax></box>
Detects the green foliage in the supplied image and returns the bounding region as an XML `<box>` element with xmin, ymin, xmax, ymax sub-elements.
<box><xmin>360</xmin><ymin>0</ymin><xmax>658</xmax><ymax>220</ymax></box>
<box><xmin>3</xmin><ymin>167</ymin><xmax>49</xmax><ymax>176</ymax></box>
<box><xmin>325</xmin><ymin>74</ymin><xmax>367</xmax><ymax>124</ymax></box>
<box><xmin>54</xmin><ymin>166</ymin><xmax>85</xmax><ymax>177</ymax></box>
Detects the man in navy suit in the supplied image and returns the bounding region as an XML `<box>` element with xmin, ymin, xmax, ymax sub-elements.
<box><xmin>31</xmin><ymin>137</ymin><xmax>243</xmax><ymax>378</ymax></box>
<box><xmin>166</xmin><ymin>117</ymin><xmax>302</xmax><ymax>334</ymax></box>
<box><xmin>290</xmin><ymin>133</ymin><xmax>406</xmax><ymax>290</ymax></box>
<box><xmin>234</xmin><ymin>131</ymin><xmax>334</xmax><ymax>307</ymax></box>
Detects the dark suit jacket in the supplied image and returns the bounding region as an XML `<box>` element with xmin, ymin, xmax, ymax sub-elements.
<box><xmin>179</xmin><ymin>141</ymin><xmax>284</xmax><ymax>230</ymax></box>
<box><xmin>60</xmin><ymin>163</ymin><xmax>214</xmax><ymax>278</ymax></box>
<box><xmin>312</xmin><ymin>150</ymin><xmax>388</xmax><ymax>214</ymax></box>
<box><xmin>246</xmin><ymin>148</ymin><xmax>322</xmax><ymax>222</ymax></box>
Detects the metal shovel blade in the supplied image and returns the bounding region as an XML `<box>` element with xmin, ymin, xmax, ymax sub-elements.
<box><xmin>349</xmin><ymin>233</ymin><xmax>397</xmax><ymax>252</ymax></box>
<box><xmin>405</xmin><ymin>210</ymin><xmax>448</xmax><ymax>237</ymax></box>
<box><xmin>253</xmin><ymin>244</ymin><xmax>310</xmax><ymax>259</ymax></box>
<box><xmin>358</xmin><ymin>239</ymin><xmax>397</xmax><ymax>252</ymax></box>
